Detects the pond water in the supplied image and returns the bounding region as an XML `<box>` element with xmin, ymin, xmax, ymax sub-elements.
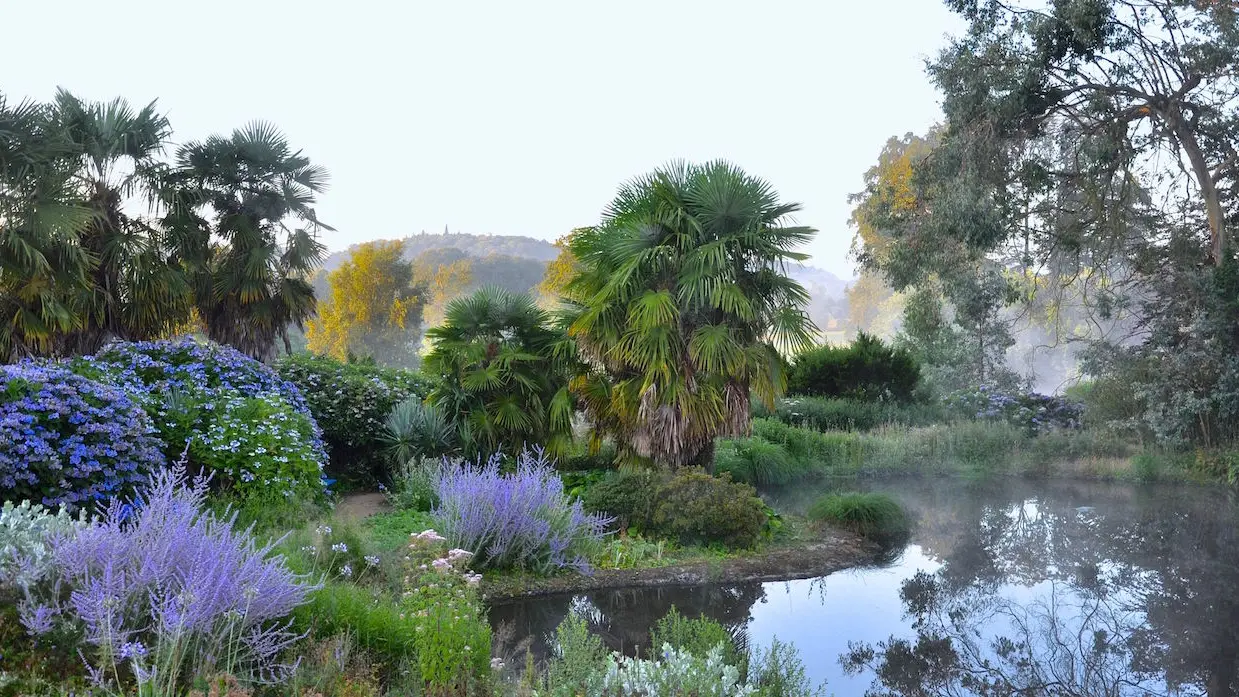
<box><xmin>488</xmin><ymin>478</ymin><xmax>1239</xmax><ymax>696</ymax></box>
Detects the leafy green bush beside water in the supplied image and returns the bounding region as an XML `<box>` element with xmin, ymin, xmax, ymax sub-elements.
<box><xmin>582</xmin><ymin>468</ymin><xmax>768</xmax><ymax>550</ymax></box>
<box><xmin>539</xmin><ymin>613</ymin><xmax>824</xmax><ymax>697</ymax></box>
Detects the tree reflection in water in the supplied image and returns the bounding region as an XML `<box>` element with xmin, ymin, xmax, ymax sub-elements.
<box><xmin>491</xmin><ymin>480</ymin><xmax>1239</xmax><ymax>696</ymax></box>
<box><xmin>838</xmin><ymin>479</ymin><xmax>1239</xmax><ymax>697</ymax></box>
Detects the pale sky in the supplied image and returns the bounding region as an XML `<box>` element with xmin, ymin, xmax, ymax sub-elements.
<box><xmin>3</xmin><ymin>0</ymin><xmax>962</xmax><ymax>278</ymax></box>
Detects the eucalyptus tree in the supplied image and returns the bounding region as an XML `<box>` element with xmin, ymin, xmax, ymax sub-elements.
<box><xmin>422</xmin><ymin>286</ymin><xmax>576</xmax><ymax>457</ymax></box>
<box><xmin>167</xmin><ymin>122</ymin><xmax>330</xmax><ymax>360</ymax></box>
<box><xmin>561</xmin><ymin>161</ymin><xmax>817</xmax><ymax>469</ymax></box>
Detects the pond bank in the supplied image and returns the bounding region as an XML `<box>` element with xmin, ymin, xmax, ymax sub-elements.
<box><xmin>482</xmin><ymin>527</ymin><xmax>878</xmax><ymax>602</ymax></box>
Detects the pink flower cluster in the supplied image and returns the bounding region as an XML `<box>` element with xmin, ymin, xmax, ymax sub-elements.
<box><xmin>408</xmin><ymin>530</ymin><xmax>481</xmax><ymax>586</ymax></box>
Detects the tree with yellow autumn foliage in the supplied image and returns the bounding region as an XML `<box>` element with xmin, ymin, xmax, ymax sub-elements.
<box><xmin>306</xmin><ymin>240</ymin><xmax>422</xmax><ymax>367</ymax></box>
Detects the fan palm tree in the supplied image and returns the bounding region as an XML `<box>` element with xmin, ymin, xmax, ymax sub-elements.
<box><xmin>423</xmin><ymin>287</ymin><xmax>576</xmax><ymax>458</ymax></box>
<box><xmin>561</xmin><ymin>161</ymin><xmax>817</xmax><ymax>469</ymax></box>
<box><xmin>0</xmin><ymin>93</ymin><xmax>91</xmax><ymax>361</ymax></box>
<box><xmin>52</xmin><ymin>89</ymin><xmax>191</xmax><ymax>355</ymax></box>
<box><xmin>168</xmin><ymin>122</ymin><xmax>330</xmax><ymax>360</ymax></box>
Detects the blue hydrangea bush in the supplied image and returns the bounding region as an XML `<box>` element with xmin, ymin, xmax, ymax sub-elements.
<box><xmin>73</xmin><ymin>339</ymin><xmax>329</xmax><ymax>503</ymax></box>
<box><xmin>944</xmin><ymin>385</ymin><xmax>1083</xmax><ymax>435</ymax></box>
<box><xmin>1</xmin><ymin>364</ymin><xmax>165</xmax><ymax>508</ymax></box>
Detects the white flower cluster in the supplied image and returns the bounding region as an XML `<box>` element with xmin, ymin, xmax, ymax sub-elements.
<box><xmin>598</xmin><ymin>643</ymin><xmax>753</xmax><ymax>697</ymax></box>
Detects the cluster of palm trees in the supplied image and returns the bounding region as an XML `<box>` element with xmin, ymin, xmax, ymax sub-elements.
<box><xmin>0</xmin><ymin>89</ymin><xmax>330</xmax><ymax>362</ymax></box>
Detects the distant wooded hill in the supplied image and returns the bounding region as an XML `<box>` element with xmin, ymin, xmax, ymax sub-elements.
<box><xmin>322</xmin><ymin>232</ymin><xmax>559</xmax><ymax>272</ymax></box>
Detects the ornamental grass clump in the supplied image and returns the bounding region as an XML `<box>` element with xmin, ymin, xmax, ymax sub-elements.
<box><xmin>1</xmin><ymin>363</ymin><xmax>165</xmax><ymax>508</ymax></box>
<box><xmin>18</xmin><ymin>463</ymin><xmax>316</xmax><ymax>694</ymax></box>
<box><xmin>808</xmin><ymin>492</ymin><xmax>910</xmax><ymax>540</ymax></box>
<box><xmin>432</xmin><ymin>449</ymin><xmax>612</xmax><ymax>574</ymax></box>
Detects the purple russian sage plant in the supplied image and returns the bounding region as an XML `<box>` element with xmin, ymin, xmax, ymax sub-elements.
<box><xmin>432</xmin><ymin>448</ymin><xmax>613</xmax><ymax>574</ymax></box>
<box><xmin>23</xmin><ymin>462</ymin><xmax>316</xmax><ymax>693</ymax></box>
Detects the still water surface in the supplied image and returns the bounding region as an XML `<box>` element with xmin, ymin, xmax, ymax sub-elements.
<box><xmin>489</xmin><ymin>478</ymin><xmax>1239</xmax><ymax>696</ymax></box>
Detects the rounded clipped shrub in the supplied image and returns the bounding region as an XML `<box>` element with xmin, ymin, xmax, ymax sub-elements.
<box><xmin>580</xmin><ymin>467</ymin><xmax>661</xmax><ymax>531</ymax></box>
<box><xmin>651</xmin><ymin>470</ymin><xmax>767</xmax><ymax>549</ymax></box>
<box><xmin>1</xmin><ymin>364</ymin><xmax>165</xmax><ymax>508</ymax></box>
<box><xmin>276</xmin><ymin>352</ymin><xmax>433</xmax><ymax>476</ymax></box>
<box><xmin>72</xmin><ymin>339</ymin><xmax>327</xmax><ymax>503</ymax></box>
<box><xmin>808</xmin><ymin>491</ymin><xmax>910</xmax><ymax>539</ymax></box>
<box><xmin>787</xmin><ymin>332</ymin><xmax>920</xmax><ymax>403</ymax></box>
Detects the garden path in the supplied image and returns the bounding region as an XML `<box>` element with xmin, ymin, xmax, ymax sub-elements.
<box><xmin>335</xmin><ymin>492</ymin><xmax>390</xmax><ymax>520</ymax></box>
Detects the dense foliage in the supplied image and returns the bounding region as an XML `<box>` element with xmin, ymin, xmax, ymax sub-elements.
<box><xmin>540</xmin><ymin>613</ymin><xmax>822</xmax><ymax>697</ymax></box>
<box><xmin>755</xmin><ymin>395</ymin><xmax>943</xmax><ymax>433</ymax></box>
<box><xmin>275</xmin><ymin>352</ymin><xmax>431</xmax><ymax>476</ymax></box>
<box><xmin>1</xmin><ymin>363</ymin><xmax>164</xmax><ymax>508</ymax></box>
<box><xmin>787</xmin><ymin>332</ymin><xmax>920</xmax><ymax>403</ymax></box>
<box><xmin>431</xmin><ymin>450</ymin><xmax>612</xmax><ymax>573</ymax></box>
<box><xmin>651</xmin><ymin>470</ymin><xmax>768</xmax><ymax>550</ymax></box>
<box><xmin>76</xmin><ymin>339</ymin><xmax>328</xmax><ymax>503</ymax></box>
<box><xmin>423</xmin><ymin>287</ymin><xmax>576</xmax><ymax>457</ymax></box>
<box><xmin>561</xmin><ymin>161</ymin><xmax>817</xmax><ymax>468</ymax></box>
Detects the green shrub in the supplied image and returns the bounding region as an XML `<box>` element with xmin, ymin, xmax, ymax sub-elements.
<box><xmin>294</xmin><ymin>582</ymin><xmax>416</xmax><ymax>666</ymax></box>
<box><xmin>381</xmin><ymin>398</ymin><xmax>456</xmax><ymax>468</ymax></box>
<box><xmin>649</xmin><ymin>607</ymin><xmax>741</xmax><ymax>668</ymax></box>
<box><xmin>276</xmin><ymin>352</ymin><xmax>432</xmax><ymax>479</ymax></box>
<box><xmin>385</xmin><ymin>456</ymin><xmax>443</xmax><ymax>512</ymax></box>
<box><xmin>73</xmin><ymin>339</ymin><xmax>329</xmax><ymax>507</ymax></box>
<box><xmin>187</xmin><ymin>391</ymin><xmax>326</xmax><ymax>505</ymax></box>
<box><xmin>749</xmin><ymin>637</ymin><xmax>824</xmax><ymax>697</ymax></box>
<box><xmin>558</xmin><ymin>440</ymin><xmax>619</xmax><ymax>471</ymax></box>
<box><xmin>544</xmin><ymin>614</ymin><xmax>608</xmax><ymax>696</ymax></box>
<box><xmin>786</xmin><ymin>332</ymin><xmax>920</xmax><ymax>402</ymax></box>
<box><xmin>808</xmin><ymin>492</ymin><xmax>910</xmax><ymax>539</ymax></box>
<box><xmin>581</xmin><ymin>468</ymin><xmax>661</xmax><ymax>531</ymax></box>
<box><xmin>1068</xmin><ymin>376</ymin><xmax>1151</xmax><ymax>441</ymax></box>
<box><xmin>652</xmin><ymin>470</ymin><xmax>767</xmax><ymax>549</ymax></box>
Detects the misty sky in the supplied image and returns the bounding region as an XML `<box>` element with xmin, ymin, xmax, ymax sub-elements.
<box><xmin>3</xmin><ymin>1</ymin><xmax>963</xmax><ymax>278</ymax></box>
